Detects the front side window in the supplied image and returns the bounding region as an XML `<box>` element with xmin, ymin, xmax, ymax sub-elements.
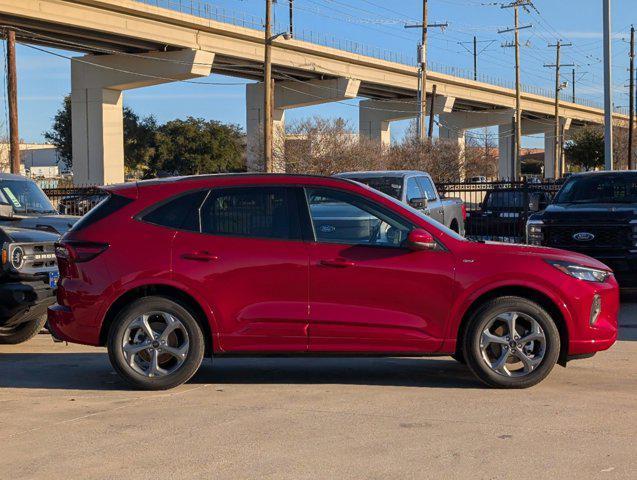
<box><xmin>405</xmin><ymin>177</ymin><xmax>423</xmax><ymax>203</ymax></box>
<box><xmin>305</xmin><ymin>188</ymin><xmax>411</xmax><ymax>247</ymax></box>
<box><xmin>416</xmin><ymin>177</ymin><xmax>437</xmax><ymax>200</ymax></box>
<box><xmin>200</xmin><ymin>187</ymin><xmax>301</xmax><ymax>240</ymax></box>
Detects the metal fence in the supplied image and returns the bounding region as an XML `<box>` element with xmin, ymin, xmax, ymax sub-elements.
<box><xmin>43</xmin><ymin>187</ymin><xmax>106</xmax><ymax>217</ymax></box>
<box><xmin>42</xmin><ymin>180</ymin><xmax>565</xmax><ymax>244</ymax></box>
<box><xmin>437</xmin><ymin>179</ymin><xmax>562</xmax><ymax>244</ymax></box>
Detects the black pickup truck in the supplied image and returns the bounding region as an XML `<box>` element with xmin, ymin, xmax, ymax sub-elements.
<box><xmin>527</xmin><ymin>171</ymin><xmax>637</xmax><ymax>290</ymax></box>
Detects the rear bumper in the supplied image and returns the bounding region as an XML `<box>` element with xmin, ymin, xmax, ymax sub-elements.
<box><xmin>0</xmin><ymin>281</ymin><xmax>55</xmax><ymax>328</ymax></box>
<box><xmin>47</xmin><ymin>304</ymin><xmax>101</xmax><ymax>346</ymax></box>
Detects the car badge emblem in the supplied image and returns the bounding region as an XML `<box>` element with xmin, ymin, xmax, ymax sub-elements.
<box><xmin>572</xmin><ymin>232</ymin><xmax>595</xmax><ymax>242</ymax></box>
<box><xmin>320</xmin><ymin>225</ymin><xmax>336</xmax><ymax>233</ymax></box>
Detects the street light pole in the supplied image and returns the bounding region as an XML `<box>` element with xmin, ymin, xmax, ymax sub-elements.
<box><xmin>603</xmin><ymin>0</ymin><xmax>614</xmax><ymax>170</ymax></box>
<box><xmin>264</xmin><ymin>0</ymin><xmax>273</xmax><ymax>173</ymax></box>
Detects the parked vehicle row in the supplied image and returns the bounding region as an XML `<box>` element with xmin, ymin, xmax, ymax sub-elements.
<box><xmin>47</xmin><ymin>174</ymin><xmax>618</xmax><ymax>390</ymax></box>
<box><xmin>0</xmin><ymin>173</ymin><xmax>78</xmax><ymax>344</ymax></box>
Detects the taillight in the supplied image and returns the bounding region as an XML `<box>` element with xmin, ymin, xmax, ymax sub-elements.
<box><xmin>461</xmin><ymin>203</ymin><xmax>467</xmax><ymax>221</ymax></box>
<box><xmin>55</xmin><ymin>241</ymin><xmax>109</xmax><ymax>263</ymax></box>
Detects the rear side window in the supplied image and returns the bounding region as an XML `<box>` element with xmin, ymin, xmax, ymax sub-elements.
<box><xmin>200</xmin><ymin>187</ymin><xmax>301</xmax><ymax>240</ymax></box>
<box><xmin>142</xmin><ymin>190</ymin><xmax>208</xmax><ymax>231</ymax></box>
<box><xmin>70</xmin><ymin>194</ymin><xmax>133</xmax><ymax>232</ymax></box>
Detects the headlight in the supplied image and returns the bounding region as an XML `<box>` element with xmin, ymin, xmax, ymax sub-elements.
<box><xmin>546</xmin><ymin>260</ymin><xmax>611</xmax><ymax>283</ymax></box>
<box><xmin>527</xmin><ymin>219</ymin><xmax>543</xmax><ymax>245</ymax></box>
<box><xmin>11</xmin><ymin>246</ymin><xmax>24</xmax><ymax>270</ymax></box>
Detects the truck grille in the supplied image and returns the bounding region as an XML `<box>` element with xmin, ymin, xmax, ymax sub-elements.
<box><xmin>545</xmin><ymin>225</ymin><xmax>633</xmax><ymax>249</ymax></box>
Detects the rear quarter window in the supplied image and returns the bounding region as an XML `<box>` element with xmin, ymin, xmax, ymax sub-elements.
<box><xmin>70</xmin><ymin>193</ymin><xmax>133</xmax><ymax>232</ymax></box>
<box><xmin>141</xmin><ymin>190</ymin><xmax>208</xmax><ymax>231</ymax></box>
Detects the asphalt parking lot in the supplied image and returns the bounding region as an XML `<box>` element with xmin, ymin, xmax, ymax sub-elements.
<box><xmin>1</xmin><ymin>304</ymin><xmax>636</xmax><ymax>480</ymax></box>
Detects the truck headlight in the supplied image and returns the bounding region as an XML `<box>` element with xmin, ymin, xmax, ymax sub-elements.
<box><xmin>11</xmin><ymin>246</ymin><xmax>24</xmax><ymax>270</ymax></box>
<box><xmin>546</xmin><ymin>260</ymin><xmax>611</xmax><ymax>283</ymax></box>
<box><xmin>527</xmin><ymin>220</ymin><xmax>544</xmax><ymax>245</ymax></box>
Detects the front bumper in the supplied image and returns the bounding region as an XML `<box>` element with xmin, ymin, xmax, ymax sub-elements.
<box><xmin>0</xmin><ymin>280</ymin><xmax>55</xmax><ymax>328</ymax></box>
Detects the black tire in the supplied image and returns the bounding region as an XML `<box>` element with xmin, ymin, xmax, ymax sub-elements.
<box><xmin>463</xmin><ymin>296</ymin><xmax>560</xmax><ymax>389</ymax></box>
<box><xmin>107</xmin><ymin>296</ymin><xmax>205</xmax><ymax>390</ymax></box>
<box><xmin>0</xmin><ymin>314</ymin><xmax>47</xmax><ymax>344</ymax></box>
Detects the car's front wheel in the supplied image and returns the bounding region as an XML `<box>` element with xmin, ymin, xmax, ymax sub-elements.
<box><xmin>107</xmin><ymin>296</ymin><xmax>205</xmax><ymax>390</ymax></box>
<box><xmin>463</xmin><ymin>296</ymin><xmax>560</xmax><ymax>388</ymax></box>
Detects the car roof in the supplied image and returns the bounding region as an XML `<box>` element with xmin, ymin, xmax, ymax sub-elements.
<box><xmin>0</xmin><ymin>172</ymin><xmax>31</xmax><ymax>181</ymax></box>
<box><xmin>336</xmin><ymin>170</ymin><xmax>428</xmax><ymax>178</ymax></box>
<box><xmin>568</xmin><ymin>171</ymin><xmax>637</xmax><ymax>178</ymax></box>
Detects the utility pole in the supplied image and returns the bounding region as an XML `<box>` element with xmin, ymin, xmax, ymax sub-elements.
<box><xmin>629</xmin><ymin>25</ymin><xmax>635</xmax><ymax>169</ymax></box>
<box><xmin>264</xmin><ymin>0</ymin><xmax>273</xmax><ymax>172</ymax></box>
<box><xmin>5</xmin><ymin>30</ymin><xmax>20</xmax><ymax>175</ymax></box>
<box><xmin>499</xmin><ymin>1</ymin><xmax>533</xmax><ymax>179</ymax></box>
<box><xmin>405</xmin><ymin>2</ymin><xmax>447</xmax><ymax>141</ymax></box>
<box><xmin>289</xmin><ymin>0</ymin><xmax>294</xmax><ymax>38</ymax></box>
<box><xmin>428</xmin><ymin>84</ymin><xmax>437</xmax><ymax>138</ymax></box>
<box><xmin>458</xmin><ymin>37</ymin><xmax>496</xmax><ymax>81</ymax></box>
<box><xmin>603</xmin><ymin>0</ymin><xmax>614</xmax><ymax>170</ymax></box>
<box><xmin>545</xmin><ymin>41</ymin><xmax>574</xmax><ymax>178</ymax></box>
<box><xmin>572</xmin><ymin>68</ymin><xmax>576</xmax><ymax>103</ymax></box>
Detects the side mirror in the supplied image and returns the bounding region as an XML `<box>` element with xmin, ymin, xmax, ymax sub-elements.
<box><xmin>409</xmin><ymin>197</ymin><xmax>428</xmax><ymax>210</ymax></box>
<box><xmin>405</xmin><ymin>228</ymin><xmax>437</xmax><ymax>251</ymax></box>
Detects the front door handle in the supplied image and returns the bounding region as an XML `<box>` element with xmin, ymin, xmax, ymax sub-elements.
<box><xmin>181</xmin><ymin>251</ymin><xmax>219</xmax><ymax>262</ymax></box>
<box><xmin>319</xmin><ymin>258</ymin><xmax>356</xmax><ymax>268</ymax></box>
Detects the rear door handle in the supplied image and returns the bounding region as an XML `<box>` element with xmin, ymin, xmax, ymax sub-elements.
<box><xmin>181</xmin><ymin>251</ymin><xmax>219</xmax><ymax>262</ymax></box>
<box><xmin>319</xmin><ymin>258</ymin><xmax>356</xmax><ymax>268</ymax></box>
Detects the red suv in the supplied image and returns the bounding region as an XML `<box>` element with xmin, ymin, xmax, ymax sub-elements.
<box><xmin>48</xmin><ymin>175</ymin><xmax>619</xmax><ymax>390</ymax></box>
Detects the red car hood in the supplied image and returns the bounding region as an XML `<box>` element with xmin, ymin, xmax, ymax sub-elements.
<box><xmin>473</xmin><ymin>241</ymin><xmax>612</xmax><ymax>271</ymax></box>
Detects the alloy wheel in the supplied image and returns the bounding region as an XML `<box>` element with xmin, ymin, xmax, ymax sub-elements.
<box><xmin>121</xmin><ymin>311</ymin><xmax>190</xmax><ymax>378</ymax></box>
<box><xmin>479</xmin><ymin>311</ymin><xmax>546</xmax><ymax>378</ymax></box>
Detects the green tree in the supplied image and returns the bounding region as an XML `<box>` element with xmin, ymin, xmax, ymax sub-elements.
<box><xmin>148</xmin><ymin>117</ymin><xmax>245</xmax><ymax>177</ymax></box>
<box><xmin>564</xmin><ymin>127</ymin><xmax>605</xmax><ymax>171</ymax></box>
<box><xmin>44</xmin><ymin>95</ymin><xmax>157</xmax><ymax>174</ymax></box>
<box><xmin>44</xmin><ymin>96</ymin><xmax>72</xmax><ymax>168</ymax></box>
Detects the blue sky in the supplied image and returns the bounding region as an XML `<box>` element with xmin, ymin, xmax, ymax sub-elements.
<box><xmin>2</xmin><ymin>0</ymin><xmax>635</xmax><ymax>146</ymax></box>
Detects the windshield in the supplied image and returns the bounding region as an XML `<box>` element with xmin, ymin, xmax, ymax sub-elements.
<box><xmin>554</xmin><ymin>174</ymin><xmax>637</xmax><ymax>204</ymax></box>
<box><xmin>343</xmin><ymin>176</ymin><xmax>403</xmax><ymax>200</ymax></box>
<box><xmin>485</xmin><ymin>191</ymin><xmax>524</xmax><ymax>208</ymax></box>
<box><xmin>0</xmin><ymin>179</ymin><xmax>57</xmax><ymax>214</ymax></box>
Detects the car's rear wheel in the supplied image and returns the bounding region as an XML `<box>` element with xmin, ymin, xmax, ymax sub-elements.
<box><xmin>463</xmin><ymin>296</ymin><xmax>560</xmax><ymax>388</ymax></box>
<box><xmin>107</xmin><ymin>296</ymin><xmax>205</xmax><ymax>390</ymax></box>
<box><xmin>0</xmin><ymin>314</ymin><xmax>47</xmax><ymax>344</ymax></box>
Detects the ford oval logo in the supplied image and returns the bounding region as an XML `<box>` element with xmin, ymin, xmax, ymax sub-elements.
<box><xmin>573</xmin><ymin>232</ymin><xmax>595</xmax><ymax>242</ymax></box>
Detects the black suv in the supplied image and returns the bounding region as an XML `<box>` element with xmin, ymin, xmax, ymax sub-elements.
<box><xmin>527</xmin><ymin>171</ymin><xmax>637</xmax><ymax>290</ymax></box>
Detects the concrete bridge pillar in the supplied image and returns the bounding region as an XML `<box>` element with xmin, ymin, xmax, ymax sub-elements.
<box><xmin>246</xmin><ymin>78</ymin><xmax>361</xmax><ymax>172</ymax></box>
<box><xmin>359</xmin><ymin>95</ymin><xmax>455</xmax><ymax>146</ymax></box>
<box><xmin>71</xmin><ymin>49</ymin><xmax>214</xmax><ymax>185</ymax></box>
<box><xmin>439</xmin><ymin>109</ymin><xmax>513</xmax><ymax>180</ymax></box>
<box><xmin>543</xmin><ymin>118</ymin><xmax>572</xmax><ymax>179</ymax></box>
<box><xmin>498</xmin><ymin>118</ymin><xmax>571</xmax><ymax>179</ymax></box>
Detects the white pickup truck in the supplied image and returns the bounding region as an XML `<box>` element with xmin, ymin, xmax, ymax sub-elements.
<box><xmin>335</xmin><ymin>170</ymin><xmax>466</xmax><ymax>235</ymax></box>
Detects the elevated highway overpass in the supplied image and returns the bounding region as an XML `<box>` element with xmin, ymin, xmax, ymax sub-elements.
<box><xmin>0</xmin><ymin>0</ymin><xmax>627</xmax><ymax>183</ymax></box>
